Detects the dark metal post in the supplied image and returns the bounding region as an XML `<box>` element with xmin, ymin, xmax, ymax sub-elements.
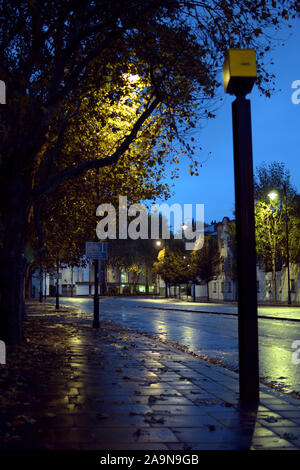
<box><xmin>55</xmin><ymin>260</ymin><xmax>59</xmax><ymax>310</ymax></box>
<box><xmin>55</xmin><ymin>278</ymin><xmax>59</xmax><ymax>309</ymax></box>
<box><xmin>232</xmin><ymin>94</ymin><xmax>259</xmax><ymax>403</ymax></box>
<box><xmin>100</xmin><ymin>260</ymin><xmax>106</xmax><ymax>296</ymax></box>
<box><xmin>39</xmin><ymin>267</ymin><xmax>43</xmax><ymax>303</ymax></box>
<box><xmin>44</xmin><ymin>271</ymin><xmax>47</xmax><ymax>299</ymax></box>
<box><xmin>283</xmin><ymin>184</ymin><xmax>291</xmax><ymax>305</ymax></box>
<box><xmin>71</xmin><ymin>266</ymin><xmax>74</xmax><ymax>297</ymax></box>
<box><xmin>93</xmin><ymin>259</ymin><xmax>100</xmax><ymax>328</ymax></box>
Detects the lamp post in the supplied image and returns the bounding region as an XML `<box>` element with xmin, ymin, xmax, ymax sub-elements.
<box><xmin>223</xmin><ymin>49</ymin><xmax>259</xmax><ymax>404</ymax></box>
<box><xmin>39</xmin><ymin>267</ymin><xmax>43</xmax><ymax>303</ymax></box>
<box><xmin>55</xmin><ymin>258</ymin><xmax>60</xmax><ymax>311</ymax></box>
<box><xmin>283</xmin><ymin>183</ymin><xmax>291</xmax><ymax>305</ymax></box>
<box><xmin>268</xmin><ymin>188</ymin><xmax>291</xmax><ymax>305</ymax></box>
<box><xmin>155</xmin><ymin>240</ymin><xmax>161</xmax><ymax>296</ymax></box>
<box><xmin>93</xmin><ymin>259</ymin><xmax>100</xmax><ymax>328</ymax></box>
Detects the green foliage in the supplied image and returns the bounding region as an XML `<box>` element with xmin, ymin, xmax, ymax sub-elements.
<box><xmin>254</xmin><ymin>161</ymin><xmax>300</xmax><ymax>301</ymax></box>
<box><xmin>153</xmin><ymin>239</ymin><xmax>190</xmax><ymax>286</ymax></box>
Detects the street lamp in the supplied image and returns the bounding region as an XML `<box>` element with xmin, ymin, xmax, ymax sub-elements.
<box><xmin>268</xmin><ymin>188</ymin><xmax>291</xmax><ymax>305</ymax></box>
<box><xmin>155</xmin><ymin>240</ymin><xmax>162</xmax><ymax>296</ymax></box>
<box><xmin>267</xmin><ymin>191</ymin><xmax>278</xmax><ymax>201</ymax></box>
<box><xmin>223</xmin><ymin>48</ymin><xmax>259</xmax><ymax>404</ymax></box>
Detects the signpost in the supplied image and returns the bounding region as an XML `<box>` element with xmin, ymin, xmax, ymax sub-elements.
<box><xmin>223</xmin><ymin>49</ymin><xmax>259</xmax><ymax>404</ymax></box>
<box><xmin>53</xmin><ymin>272</ymin><xmax>62</xmax><ymax>310</ymax></box>
<box><xmin>85</xmin><ymin>242</ymin><xmax>108</xmax><ymax>260</ymax></box>
<box><xmin>85</xmin><ymin>242</ymin><xmax>107</xmax><ymax>328</ymax></box>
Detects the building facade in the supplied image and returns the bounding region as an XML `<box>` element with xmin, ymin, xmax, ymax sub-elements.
<box><xmin>193</xmin><ymin>217</ymin><xmax>300</xmax><ymax>304</ymax></box>
<box><xmin>30</xmin><ymin>216</ymin><xmax>299</xmax><ymax>304</ymax></box>
<box><xmin>31</xmin><ymin>260</ymin><xmax>158</xmax><ymax>299</ymax></box>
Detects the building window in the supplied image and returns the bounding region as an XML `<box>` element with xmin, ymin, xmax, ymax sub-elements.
<box><xmin>221</xmin><ymin>282</ymin><xmax>225</xmax><ymax>293</ymax></box>
<box><xmin>213</xmin><ymin>282</ymin><xmax>217</xmax><ymax>293</ymax></box>
<box><xmin>228</xmin><ymin>282</ymin><xmax>232</xmax><ymax>293</ymax></box>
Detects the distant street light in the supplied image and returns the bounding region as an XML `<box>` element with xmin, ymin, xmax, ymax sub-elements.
<box><xmin>267</xmin><ymin>191</ymin><xmax>278</xmax><ymax>201</ymax></box>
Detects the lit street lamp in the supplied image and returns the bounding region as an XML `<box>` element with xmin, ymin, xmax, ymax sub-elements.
<box><xmin>268</xmin><ymin>191</ymin><xmax>278</xmax><ymax>201</ymax></box>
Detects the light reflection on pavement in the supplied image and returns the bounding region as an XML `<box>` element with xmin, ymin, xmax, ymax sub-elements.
<box><xmin>47</xmin><ymin>296</ymin><xmax>300</xmax><ymax>396</ymax></box>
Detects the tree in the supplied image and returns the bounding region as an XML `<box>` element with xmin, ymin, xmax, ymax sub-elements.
<box><xmin>153</xmin><ymin>239</ymin><xmax>190</xmax><ymax>297</ymax></box>
<box><xmin>27</xmin><ymin>81</ymin><xmax>173</xmax><ymax>286</ymax></box>
<box><xmin>255</xmin><ymin>199</ymin><xmax>284</xmax><ymax>301</ymax></box>
<box><xmin>254</xmin><ymin>161</ymin><xmax>299</xmax><ymax>301</ymax></box>
<box><xmin>189</xmin><ymin>235</ymin><xmax>220</xmax><ymax>301</ymax></box>
<box><xmin>1</xmin><ymin>1</ymin><xmax>298</xmax><ymax>343</ymax></box>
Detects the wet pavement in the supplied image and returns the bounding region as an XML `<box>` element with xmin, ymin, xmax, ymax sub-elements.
<box><xmin>50</xmin><ymin>296</ymin><xmax>300</xmax><ymax>396</ymax></box>
<box><xmin>1</xmin><ymin>300</ymin><xmax>300</xmax><ymax>451</ymax></box>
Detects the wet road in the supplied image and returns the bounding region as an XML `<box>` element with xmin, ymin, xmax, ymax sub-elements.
<box><xmin>51</xmin><ymin>297</ymin><xmax>300</xmax><ymax>395</ymax></box>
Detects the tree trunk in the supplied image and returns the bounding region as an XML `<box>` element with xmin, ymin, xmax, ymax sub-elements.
<box><xmin>0</xmin><ymin>201</ymin><xmax>27</xmax><ymax>345</ymax></box>
<box><xmin>24</xmin><ymin>263</ymin><xmax>35</xmax><ymax>299</ymax></box>
<box><xmin>207</xmin><ymin>282</ymin><xmax>210</xmax><ymax>302</ymax></box>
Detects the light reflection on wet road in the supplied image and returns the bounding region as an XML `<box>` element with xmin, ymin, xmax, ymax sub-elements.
<box><xmin>52</xmin><ymin>297</ymin><xmax>300</xmax><ymax>395</ymax></box>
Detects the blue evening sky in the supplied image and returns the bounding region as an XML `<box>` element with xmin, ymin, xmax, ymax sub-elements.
<box><xmin>154</xmin><ymin>18</ymin><xmax>300</xmax><ymax>226</ymax></box>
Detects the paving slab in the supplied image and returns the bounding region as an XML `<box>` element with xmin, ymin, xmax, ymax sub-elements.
<box><xmin>1</xmin><ymin>300</ymin><xmax>299</xmax><ymax>451</ymax></box>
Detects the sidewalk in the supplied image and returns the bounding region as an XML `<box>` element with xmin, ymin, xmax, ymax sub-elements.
<box><xmin>1</xmin><ymin>300</ymin><xmax>300</xmax><ymax>451</ymax></box>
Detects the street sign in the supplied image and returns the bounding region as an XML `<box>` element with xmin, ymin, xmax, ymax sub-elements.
<box><xmin>85</xmin><ymin>242</ymin><xmax>107</xmax><ymax>260</ymax></box>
